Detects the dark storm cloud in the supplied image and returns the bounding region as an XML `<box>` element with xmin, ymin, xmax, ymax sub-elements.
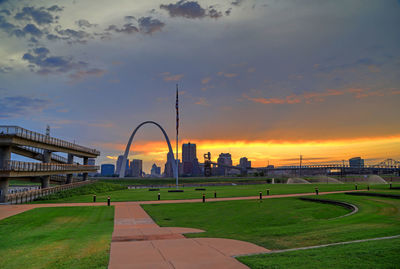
<box><xmin>56</xmin><ymin>27</ymin><xmax>91</xmax><ymax>43</ymax></box>
<box><xmin>14</xmin><ymin>6</ymin><xmax>54</xmax><ymax>25</ymax></box>
<box><xmin>106</xmin><ymin>23</ymin><xmax>139</xmax><ymax>34</ymax></box>
<box><xmin>22</xmin><ymin>47</ymin><xmax>88</xmax><ymax>74</ymax></box>
<box><xmin>75</xmin><ymin>19</ymin><xmax>96</xmax><ymax>28</ymax></box>
<box><xmin>138</xmin><ymin>16</ymin><xmax>165</xmax><ymax>34</ymax></box>
<box><xmin>22</xmin><ymin>23</ymin><xmax>43</xmax><ymax>37</ymax></box>
<box><xmin>47</xmin><ymin>5</ymin><xmax>63</xmax><ymax>12</ymax></box>
<box><xmin>160</xmin><ymin>0</ymin><xmax>224</xmax><ymax>19</ymax></box>
<box><xmin>0</xmin><ymin>9</ymin><xmax>11</xmax><ymax>16</ymax></box>
<box><xmin>0</xmin><ymin>96</ymin><xmax>50</xmax><ymax>118</ymax></box>
<box><xmin>124</xmin><ymin>16</ymin><xmax>136</xmax><ymax>20</ymax></box>
<box><xmin>231</xmin><ymin>0</ymin><xmax>245</xmax><ymax>6</ymax></box>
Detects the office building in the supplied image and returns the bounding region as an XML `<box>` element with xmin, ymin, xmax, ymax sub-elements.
<box><xmin>101</xmin><ymin>164</ymin><xmax>115</xmax><ymax>177</ymax></box>
<box><xmin>239</xmin><ymin>157</ymin><xmax>251</xmax><ymax>169</ymax></box>
<box><xmin>182</xmin><ymin>142</ymin><xmax>197</xmax><ymax>176</ymax></box>
<box><xmin>116</xmin><ymin>155</ymin><xmax>129</xmax><ymax>177</ymax></box>
<box><xmin>130</xmin><ymin>159</ymin><xmax>143</xmax><ymax>177</ymax></box>
<box><xmin>217</xmin><ymin>153</ymin><xmax>232</xmax><ymax>176</ymax></box>
<box><xmin>349</xmin><ymin>157</ymin><xmax>364</xmax><ymax>168</ymax></box>
<box><xmin>151</xmin><ymin>164</ymin><xmax>161</xmax><ymax>176</ymax></box>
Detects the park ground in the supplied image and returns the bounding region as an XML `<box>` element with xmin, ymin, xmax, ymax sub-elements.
<box><xmin>1</xmin><ymin>178</ymin><xmax>400</xmax><ymax>268</ymax></box>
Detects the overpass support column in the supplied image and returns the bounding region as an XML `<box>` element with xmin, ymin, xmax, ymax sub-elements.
<box><xmin>0</xmin><ymin>146</ymin><xmax>11</xmax><ymax>203</ymax></box>
<box><xmin>83</xmin><ymin>157</ymin><xmax>88</xmax><ymax>181</ymax></box>
<box><xmin>66</xmin><ymin>154</ymin><xmax>74</xmax><ymax>184</ymax></box>
<box><xmin>41</xmin><ymin>150</ymin><xmax>52</xmax><ymax>189</ymax></box>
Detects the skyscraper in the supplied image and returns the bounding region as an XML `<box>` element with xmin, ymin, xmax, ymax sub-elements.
<box><xmin>182</xmin><ymin>142</ymin><xmax>197</xmax><ymax>176</ymax></box>
<box><xmin>349</xmin><ymin>157</ymin><xmax>364</xmax><ymax>168</ymax></box>
<box><xmin>116</xmin><ymin>155</ymin><xmax>129</xmax><ymax>177</ymax></box>
<box><xmin>88</xmin><ymin>158</ymin><xmax>97</xmax><ymax>176</ymax></box>
<box><xmin>130</xmin><ymin>159</ymin><xmax>143</xmax><ymax>177</ymax></box>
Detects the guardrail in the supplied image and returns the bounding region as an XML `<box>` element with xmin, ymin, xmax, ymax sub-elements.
<box><xmin>0</xmin><ymin>160</ymin><xmax>99</xmax><ymax>172</ymax></box>
<box><xmin>5</xmin><ymin>180</ymin><xmax>94</xmax><ymax>204</ymax></box>
<box><xmin>18</xmin><ymin>145</ymin><xmax>69</xmax><ymax>163</ymax></box>
<box><xmin>0</xmin><ymin>126</ymin><xmax>100</xmax><ymax>155</ymax></box>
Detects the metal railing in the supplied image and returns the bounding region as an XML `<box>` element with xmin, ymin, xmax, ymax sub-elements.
<box><xmin>0</xmin><ymin>126</ymin><xmax>100</xmax><ymax>155</ymax></box>
<box><xmin>18</xmin><ymin>145</ymin><xmax>69</xmax><ymax>163</ymax></box>
<box><xmin>5</xmin><ymin>180</ymin><xmax>94</xmax><ymax>204</ymax></box>
<box><xmin>0</xmin><ymin>160</ymin><xmax>99</xmax><ymax>172</ymax></box>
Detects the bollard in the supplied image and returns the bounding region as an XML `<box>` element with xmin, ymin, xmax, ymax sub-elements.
<box><xmin>214</xmin><ymin>191</ymin><xmax>217</xmax><ymax>198</ymax></box>
<box><xmin>259</xmin><ymin>192</ymin><xmax>262</xmax><ymax>200</ymax></box>
<box><xmin>355</xmin><ymin>184</ymin><xmax>358</xmax><ymax>190</ymax></box>
<box><xmin>315</xmin><ymin>188</ymin><xmax>319</xmax><ymax>195</ymax></box>
<box><xmin>93</xmin><ymin>195</ymin><xmax>96</xmax><ymax>203</ymax></box>
<box><xmin>202</xmin><ymin>194</ymin><xmax>205</xmax><ymax>203</ymax></box>
<box><xmin>107</xmin><ymin>196</ymin><xmax>110</xmax><ymax>206</ymax></box>
<box><xmin>158</xmin><ymin>193</ymin><xmax>160</xmax><ymax>201</ymax></box>
<box><xmin>267</xmin><ymin>189</ymin><xmax>270</xmax><ymax>196</ymax></box>
<box><xmin>390</xmin><ymin>183</ymin><xmax>392</xmax><ymax>189</ymax></box>
<box><xmin>367</xmin><ymin>185</ymin><xmax>370</xmax><ymax>191</ymax></box>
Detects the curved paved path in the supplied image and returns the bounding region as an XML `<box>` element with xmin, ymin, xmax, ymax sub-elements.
<box><xmin>0</xmin><ymin>189</ymin><xmax>363</xmax><ymax>268</ymax></box>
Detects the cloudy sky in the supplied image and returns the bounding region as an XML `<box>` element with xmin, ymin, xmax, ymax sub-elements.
<box><xmin>1</xmin><ymin>0</ymin><xmax>400</xmax><ymax>172</ymax></box>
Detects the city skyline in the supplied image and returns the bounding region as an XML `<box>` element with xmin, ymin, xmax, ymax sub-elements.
<box><xmin>1</xmin><ymin>0</ymin><xmax>399</xmax><ymax>172</ymax></box>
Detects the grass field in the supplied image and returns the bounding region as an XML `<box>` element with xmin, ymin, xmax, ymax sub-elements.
<box><xmin>97</xmin><ymin>177</ymin><xmax>278</xmax><ymax>185</ymax></box>
<box><xmin>142</xmin><ymin>193</ymin><xmax>400</xmax><ymax>250</ymax></box>
<box><xmin>237</xmin><ymin>237</ymin><xmax>400</xmax><ymax>269</ymax></box>
<box><xmin>31</xmin><ymin>182</ymin><xmax>392</xmax><ymax>203</ymax></box>
<box><xmin>0</xmin><ymin>206</ymin><xmax>114</xmax><ymax>269</ymax></box>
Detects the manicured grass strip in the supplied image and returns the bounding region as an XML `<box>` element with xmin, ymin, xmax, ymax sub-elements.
<box><xmin>32</xmin><ymin>183</ymin><xmax>375</xmax><ymax>203</ymax></box>
<box><xmin>0</xmin><ymin>206</ymin><xmax>114</xmax><ymax>269</ymax></box>
<box><xmin>237</xmin><ymin>237</ymin><xmax>400</xmax><ymax>269</ymax></box>
<box><xmin>33</xmin><ymin>182</ymin><xmax>126</xmax><ymax>202</ymax></box>
<box><xmin>142</xmin><ymin>194</ymin><xmax>400</xmax><ymax>249</ymax></box>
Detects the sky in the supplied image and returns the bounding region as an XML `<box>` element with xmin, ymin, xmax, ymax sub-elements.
<box><xmin>1</xmin><ymin>0</ymin><xmax>399</xmax><ymax>173</ymax></box>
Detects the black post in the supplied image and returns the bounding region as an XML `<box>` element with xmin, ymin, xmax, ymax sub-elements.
<box><xmin>367</xmin><ymin>185</ymin><xmax>370</xmax><ymax>191</ymax></box>
<box><xmin>267</xmin><ymin>189</ymin><xmax>270</xmax><ymax>196</ymax></box>
<box><xmin>214</xmin><ymin>191</ymin><xmax>217</xmax><ymax>198</ymax></box>
<box><xmin>315</xmin><ymin>188</ymin><xmax>319</xmax><ymax>195</ymax></box>
<box><xmin>390</xmin><ymin>183</ymin><xmax>392</xmax><ymax>189</ymax></box>
<box><xmin>158</xmin><ymin>193</ymin><xmax>160</xmax><ymax>200</ymax></box>
<box><xmin>259</xmin><ymin>192</ymin><xmax>262</xmax><ymax>200</ymax></box>
<box><xmin>355</xmin><ymin>184</ymin><xmax>358</xmax><ymax>190</ymax></box>
<box><xmin>107</xmin><ymin>196</ymin><xmax>110</xmax><ymax>206</ymax></box>
<box><xmin>202</xmin><ymin>194</ymin><xmax>205</xmax><ymax>203</ymax></box>
<box><xmin>93</xmin><ymin>195</ymin><xmax>96</xmax><ymax>203</ymax></box>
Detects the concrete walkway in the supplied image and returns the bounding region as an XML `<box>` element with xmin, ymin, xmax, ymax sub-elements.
<box><xmin>108</xmin><ymin>203</ymin><xmax>268</xmax><ymax>268</ymax></box>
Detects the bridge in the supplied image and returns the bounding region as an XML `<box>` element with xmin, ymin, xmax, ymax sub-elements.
<box><xmin>0</xmin><ymin>126</ymin><xmax>100</xmax><ymax>202</ymax></box>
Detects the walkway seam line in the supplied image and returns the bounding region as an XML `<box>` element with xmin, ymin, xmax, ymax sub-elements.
<box><xmin>234</xmin><ymin>234</ymin><xmax>400</xmax><ymax>257</ymax></box>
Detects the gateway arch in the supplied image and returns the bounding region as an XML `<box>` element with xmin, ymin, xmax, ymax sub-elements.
<box><xmin>118</xmin><ymin>121</ymin><xmax>176</xmax><ymax>178</ymax></box>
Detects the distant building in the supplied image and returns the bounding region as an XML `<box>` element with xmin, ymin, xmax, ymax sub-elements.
<box><xmin>116</xmin><ymin>155</ymin><xmax>129</xmax><ymax>177</ymax></box>
<box><xmin>88</xmin><ymin>158</ymin><xmax>97</xmax><ymax>176</ymax></box>
<box><xmin>349</xmin><ymin>157</ymin><xmax>364</xmax><ymax>168</ymax></box>
<box><xmin>130</xmin><ymin>159</ymin><xmax>143</xmax><ymax>177</ymax></box>
<box><xmin>164</xmin><ymin>152</ymin><xmax>175</xmax><ymax>177</ymax></box>
<box><xmin>182</xmin><ymin>142</ymin><xmax>197</xmax><ymax>176</ymax></box>
<box><xmin>239</xmin><ymin>157</ymin><xmax>251</xmax><ymax>170</ymax></box>
<box><xmin>217</xmin><ymin>153</ymin><xmax>232</xmax><ymax>176</ymax></box>
<box><xmin>151</xmin><ymin>164</ymin><xmax>161</xmax><ymax>176</ymax></box>
<box><xmin>101</xmin><ymin>164</ymin><xmax>115</xmax><ymax>177</ymax></box>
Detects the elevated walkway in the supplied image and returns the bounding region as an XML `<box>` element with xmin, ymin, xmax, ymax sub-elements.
<box><xmin>0</xmin><ymin>126</ymin><xmax>100</xmax><ymax>158</ymax></box>
<box><xmin>0</xmin><ymin>126</ymin><xmax>100</xmax><ymax>202</ymax></box>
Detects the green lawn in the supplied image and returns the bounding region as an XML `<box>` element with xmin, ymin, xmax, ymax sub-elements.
<box><xmin>142</xmin><ymin>193</ymin><xmax>400</xmax><ymax>250</ymax></box>
<box><xmin>31</xmin><ymin>183</ymin><xmax>389</xmax><ymax>203</ymax></box>
<box><xmin>0</xmin><ymin>206</ymin><xmax>114</xmax><ymax>269</ymax></box>
<box><xmin>238</xmin><ymin>237</ymin><xmax>400</xmax><ymax>268</ymax></box>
